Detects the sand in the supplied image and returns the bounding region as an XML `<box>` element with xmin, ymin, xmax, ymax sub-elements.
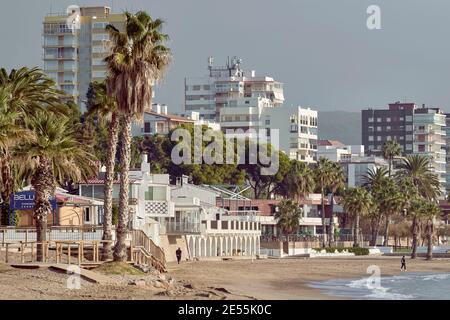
<box><xmin>0</xmin><ymin>255</ymin><xmax>449</xmax><ymax>300</ymax></box>
<box><xmin>168</xmin><ymin>256</ymin><xmax>450</xmax><ymax>300</ymax></box>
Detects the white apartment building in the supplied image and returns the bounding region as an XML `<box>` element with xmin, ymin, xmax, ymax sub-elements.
<box><xmin>264</xmin><ymin>106</ymin><xmax>318</xmax><ymax>163</ymax></box>
<box><xmin>413</xmin><ymin>107</ymin><xmax>447</xmax><ymax>194</ymax></box>
<box><xmin>43</xmin><ymin>6</ymin><xmax>125</xmax><ymax>111</ymax></box>
<box><xmin>185</xmin><ymin>57</ymin><xmax>284</xmax><ymax>121</ymax></box>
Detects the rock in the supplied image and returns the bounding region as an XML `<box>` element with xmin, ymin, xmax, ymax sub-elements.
<box><xmin>129</xmin><ymin>280</ymin><xmax>147</xmax><ymax>287</ymax></box>
<box><xmin>184</xmin><ymin>284</ymin><xmax>195</xmax><ymax>290</ymax></box>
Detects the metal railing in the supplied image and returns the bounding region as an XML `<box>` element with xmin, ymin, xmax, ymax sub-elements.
<box><xmin>160</xmin><ymin>222</ymin><xmax>201</xmax><ymax>234</ymax></box>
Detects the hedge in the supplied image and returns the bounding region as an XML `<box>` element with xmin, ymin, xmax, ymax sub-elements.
<box><xmin>313</xmin><ymin>247</ymin><xmax>370</xmax><ymax>256</ymax></box>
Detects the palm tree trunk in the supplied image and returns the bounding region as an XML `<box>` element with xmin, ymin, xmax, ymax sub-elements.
<box><xmin>411</xmin><ymin>216</ymin><xmax>418</xmax><ymax>259</ymax></box>
<box><xmin>426</xmin><ymin>221</ymin><xmax>433</xmax><ymax>261</ymax></box>
<box><xmin>102</xmin><ymin>113</ymin><xmax>119</xmax><ymax>261</ymax></box>
<box><xmin>0</xmin><ymin>150</ymin><xmax>13</xmax><ymax>226</ymax></box>
<box><xmin>321</xmin><ymin>187</ymin><xmax>327</xmax><ymax>248</ymax></box>
<box><xmin>353</xmin><ymin>214</ymin><xmax>360</xmax><ymax>247</ymax></box>
<box><xmin>31</xmin><ymin>158</ymin><xmax>54</xmax><ymax>263</ymax></box>
<box><xmin>370</xmin><ymin>216</ymin><xmax>380</xmax><ymax>246</ymax></box>
<box><xmin>328</xmin><ymin>193</ymin><xmax>335</xmax><ymax>247</ymax></box>
<box><xmin>114</xmin><ymin>114</ymin><xmax>132</xmax><ymax>262</ymax></box>
<box><xmin>383</xmin><ymin>215</ymin><xmax>390</xmax><ymax>246</ymax></box>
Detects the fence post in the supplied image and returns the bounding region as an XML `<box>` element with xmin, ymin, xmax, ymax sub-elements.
<box><xmin>1</xmin><ymin>231</ymin><xmax>4</xmax><ymax>248</ymax></box>
<box><xmin>5</xmin><ymin>243</ymin><xmax>9</xmax><ymax>263</ymax></box>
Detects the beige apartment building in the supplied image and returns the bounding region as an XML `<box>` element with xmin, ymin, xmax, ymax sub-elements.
<box><xmin>43</xmin><ymin>6</ymin><xmax>125</xmax><ymax>111</ymax></box>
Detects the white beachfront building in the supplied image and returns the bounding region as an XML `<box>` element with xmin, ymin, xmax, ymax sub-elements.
<box><xmin>78</xmin><ymin>157</ymin><xmax>261</xmax><ymax>261</ymax></box>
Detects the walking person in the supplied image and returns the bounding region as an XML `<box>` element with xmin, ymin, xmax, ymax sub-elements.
<box><xmin>400</xmin><ymin>256</ymin><xmax>407</xmax><ymax>271</ymax></box>
<box><xmin>176</xmin><ymin>247</ymin><xmax>182</xmax><ymax>265</ymax></box>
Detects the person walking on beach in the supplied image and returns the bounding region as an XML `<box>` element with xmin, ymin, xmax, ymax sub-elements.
<box><xmin>401</xmin><ymin>256</ymin><xmax>407</xmax><ymax>271</ymax></box>
<box><xmin>176</xmin><ymin>248</ymin><xmax>182</xmax><ymax>264</ymax></box>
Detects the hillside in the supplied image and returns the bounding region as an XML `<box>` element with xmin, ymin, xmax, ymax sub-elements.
<box><xmin>318</xmin><ymin>111</ymin><xmax>361</xmax><ymax>145</ymax></box>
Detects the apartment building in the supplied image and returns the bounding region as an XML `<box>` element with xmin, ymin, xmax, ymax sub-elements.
<box><xmin>362</xmin><ymin>102</ymin><xmax>447</xmax><ymax>194</ymax></box>
<box><xmin>264</xmin><ymin>106</ymin><xmax>318</xmax><ymax>163</ymax></box>
<box><xmin>445</xmin><ymin>114</ymin><xmax>450</xmax><ymax>193</ymax></box>
<box><xmin>43</xmin><ymin>6</ymin><xmax>125</xmax><ymax>111</ymax></box>
<box><xmin>185</xmin><ymin>57</ymin><xmax>284</xmax><ymax>121</ymax></box>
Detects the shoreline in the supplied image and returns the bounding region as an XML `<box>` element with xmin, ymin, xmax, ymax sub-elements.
<box><xmin>168</xmin><ymin>256</ymin><xmax>450</xmax><ymax>300</ymax></box>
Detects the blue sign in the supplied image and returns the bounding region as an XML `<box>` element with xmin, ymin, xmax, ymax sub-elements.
<box><xmin>10</xmin><ymin>191</ymin><xmax>57</xmax><ymax>211</ymax></box>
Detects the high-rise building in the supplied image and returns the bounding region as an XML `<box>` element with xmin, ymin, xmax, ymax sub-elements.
<box><xmin>184</xmin><ymin>57</ymin><xmax>284</xmax><ymax>121</ymax></box>
<box><xmin>445</xmin><ymin>114</ymin><xmax>450</xmax><ymax>193</ymax></box>
<box><xmin>43</xmin><ymin>6</ymin><xmax>125</xmax><ymax>111</ymax></box>
<box><xmin>362</xmin><ymin>102</ymin><xmax>447</xmax><ymax>194</ymax></box>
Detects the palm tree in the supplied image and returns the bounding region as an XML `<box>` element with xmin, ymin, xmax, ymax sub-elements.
<box><xmin>105</xmin><ymin>11</ymin><xmax>171</xmax><ymax>261</ymax></box>
<box><xmin>0</xmin><ymin>87</ymin><xmax>32</xmax><ymax>224</ymax></box>
<box><xmin>362</xmin><ymin>167</ymin><xmax>389</xmax><ymax>190</ymax></box>
<box><xmin>0</xmin><ymin>68</ymin><xmax>64</xmax><ymax>225</ymax></box>
<box><xmin>275</xmin><ymin>199</ymin><xmax>303</xmax><ymax>242</ymax></box>
<box><xmin>382</xmin><ymin>140</ymin><xmax>402</xmax><ymax>177</ymax></box>
<box><xmin>86</xmin><ymin>81</ymin><xmax>119</xmax><ymax>261</ymax></box>
<box><xmin>314</xmin><ymin>158</ymin><xmax>334</xmax><ymax>248</ymax></box>
<box><xmin>278</xmin><ymin>160</ymin><xmax>315</xmax><ymax>200</ymax></box>
<box><xmin>422</xmin><ymin>201</ymin><xmax>441</xmax><ymax>260</ymax></box>
<box><xmin>341</xmin><ymin>187</ymin><xmax>373</xmax><ymax>247</ymax></box>
<box><xmin>377</xmin><ymin>178</ymin><xmax>406</xmax><ymax>246</ymax></box>
<box><xmin>15</xmin><ymin>110</ymin><xmax>96</xmax><ymax>261</ymax></box>
<box><xmin>395</xmin><ymin>155</ymin><xmax>441</xmax><ymax>201</ymax></box>
<box><xmin>328</xmin><ymin>162</ymin><xmax>345</xmax><ymax>246</ymax></box>
<box><xmin>407</xmin><ymin>198</ymin><xmax>426</xmax><ymax>259</ymax></box>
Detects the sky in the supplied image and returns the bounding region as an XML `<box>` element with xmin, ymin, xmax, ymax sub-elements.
<box><xmin>1</xmin><ymin>0</ymin><xmax>450</xmax><ymax>113</ymax></box>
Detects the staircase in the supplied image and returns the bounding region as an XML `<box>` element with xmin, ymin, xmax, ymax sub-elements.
<box><xmin>159</xmin><ymin>235</ymin><xmax>190</xmax><ymax>263</ymax></box>
<box><xmin>130</xmin><ymin>230</ymin><xmax>167</xmax><ymax>273</ymax></box>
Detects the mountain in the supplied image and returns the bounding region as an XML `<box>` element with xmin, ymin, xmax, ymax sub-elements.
<box><xmin>318</xmin><ymin>111</ymin><xmax>361</xmax><ymax>145</ymax></box>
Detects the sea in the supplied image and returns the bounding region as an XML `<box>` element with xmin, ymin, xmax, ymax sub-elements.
<box><xmin>309</xmin><ymin>272</ymin><xmax>450</xmax><ymax>300</ymax></box>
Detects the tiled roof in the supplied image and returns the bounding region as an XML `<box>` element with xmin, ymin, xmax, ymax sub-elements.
<box><xmin>144</xmin><ymin>110</ymin><xmax>195</xmax><ymax>123</ymax></box>
<box><xmin>318</xmin><ymin>140</ymin><xmax>345</xmax><ymax>147</ymax></box>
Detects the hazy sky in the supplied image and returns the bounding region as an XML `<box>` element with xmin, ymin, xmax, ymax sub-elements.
<box><xmin>1</xmin><ymin>0</ymin><xmax>450</xmax><ymax>113</ymax></box>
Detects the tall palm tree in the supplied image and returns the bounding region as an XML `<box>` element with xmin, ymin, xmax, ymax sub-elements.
<box><xmin>105</xmin><ymin>11</ymin><xmax>171</xmax><ymax>261</ymax></box>
<box><xmin>382</xmin><ymin>140</ymin><xmax>402</xmax><ymax>177</ymax></box>
<box><xmin>15</xmin><ymin>110</ymin><xmax>96</xmax><ymax>261</ymax></box>
<box><xmin>407</xmin><ymin>197</ymin><xmax>427</xmax><ymax>259</ymax></box>
<box><xmin>86</xmin><ymin>81</ymin><xmax>119</xmax><ymax>261</ymax></box>
<box><xmin>275</xmin><ymin>199</ymin><xmax>303</xmax><ymax>242</ymax></box>
<box><xmin>395</xmin><ymin>155</ymin><xmax>441</xmax><ymax>201</ymax></box>
<box><xmin>377</xmin><ymin>178</ymin><xmax>406</xmax><ymax>246</ymax></box>
<box><xmin>0</xmin><ymin>87</ymin><xmax>32</xmax><ymax>224</ymax></box>
<box><xmin>328</xmin><ymin>162</ymin><xmax>345</xmax><ymax>246</ymax></box>
<box><xmin>0</xmin><ymin>68</ymin><xmax>65</xmax><ymax>225</ymax></box>
<box><xmin>314</xmin><ymin>158</ymin><xmax>334</xmax><ymax>248</ymax></box>
<box><xmin>422</xmin><ymin>201</ymin><xmax>441</xmax><ymax>260</ymax></box>
<box><xmin>341</xmin><ymin>187</ymin><xmax>373</xmax><ymax>247</ymax></box>
<box><xmin>278</xmin><ymin>160</ymin><xmax>315</xmax><ymax>200</ymax></box>
<box><xmin>362</xmin><ymin>167</ymin><xmax>388</xmax><ymax>246</ymax></box>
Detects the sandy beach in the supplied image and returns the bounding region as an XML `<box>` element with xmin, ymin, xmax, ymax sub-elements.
<box><xmin>168</xmin><ymin>256</ymin><xmax>450</xmax><ymax>300</ymax></box>
<box><xmin>0</xmin><ymin>256</ymin><xmax>449</xmax><ymax>300</ymax></box>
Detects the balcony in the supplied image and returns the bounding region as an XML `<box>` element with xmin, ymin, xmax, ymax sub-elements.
<box><xmin>159</xmin><ymin>222</ymin><xmax>201</xmax><ymax>235</ymax></box>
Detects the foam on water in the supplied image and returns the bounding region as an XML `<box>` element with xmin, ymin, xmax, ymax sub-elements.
<box><xmin>310</xmin><ymin>272</ymin><xmax>450</xmax><ymax>300</ymax></box>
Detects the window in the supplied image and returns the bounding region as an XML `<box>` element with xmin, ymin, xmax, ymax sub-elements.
<box><xmin>386</xmin><ymin>126</ymin><xmax>391</xmax><ymax>131</ymax></box>
<box><xmin>193</xmin><ymin>85</ymin><xmax>201</xmax><ymax>91</ymax></box>
<box><xmin>93</xmin><ymin>70</ymin><xmax>107</xmax><ymax>78</ymax></box>
<box><xmin>405</xmin><ymin>116</ymin><xmax>413</xmax><ymax>122</ymax></box>
<box><xmin>406</xmin><ymin>135</ymin><xmax>413</xmax><ymax>141</ymax></box>
<box><xmin>144</xmin><ymin>122</ymin><xmax>151</xmax><ymax>133</ymax></box>
<box><xmin>418</xmin><ymin>145</ymin><xmax>425</xmax><ymax>152</ymax></box>
<box><xmin>368</xmin><ymin>126</ymin><xmax>374</xmax><ymax>132</ymax></box>
<box><xmin>145</xmin><ymin>187</ymin><xmax>167</xmax><ymax>201</ymax></box>
<box><xmin>265</xmin><ymin>120</ymin><xmax>270</xmax><ymax>125</ymax></box>
<box><xmin>386</xmin><ymin>117</ymin><xmax>391</xmax><ymax>122</ymax></box>
<box><xmin>377</xmin><ymin>136</ymin><xmax>382</xmax><ymax>141</ymax></box>
<box><xmin>84</xmin><ymin>208</ymin><xmax>91</xmax><ymax>222</ymax></box>
<box><xmin>386</xmin><ymin>136</ymin><xmax>392</xmax><ymax>141</ymax></box>
<box><xmin>377</xmin><ymin>126</ymin><xmax>382</xmax><ymax>132</ymax></box>
<box><xmin>368</xmin><ymin>117</ymin><xmax>374</xmax><ymax>122</ymax></box>
<box><xmin>92</xmin><ymin>33</ymin><xmax>110</xmax><ymax>41</ymax></box>
<box><xmin>368</xmin><ymin>136</ymin><xmax>374</xmax><ymax>141</ymax></box>
<box><xmin>203</xmin><ymin>85</ymin><xmax>210</xmax><ymax>90</ymax></box>
<box><xmin>377</xmin><ymin>118</ymin><xmax>382</xmax><ymax>122</ymax></box>
<box><xmin>399</xmin><ymin>117</ymin><xmax>404</xmax><ymax>121</ymax></box>
<box><xmin>406</xmin><ymin>144</ymin><xmax>413</xmax><ymax>150</ymax></box>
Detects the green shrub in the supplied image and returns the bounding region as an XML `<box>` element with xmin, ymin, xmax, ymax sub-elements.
<box><xmin>347</xmin><ymin>247</ymin><xmax>369</xmax><ymax>256</ymax></box>
<box><xmin>312</xmin><ymin>247</ymin><xmax>369</xmax><ymax>256</ymax></box>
